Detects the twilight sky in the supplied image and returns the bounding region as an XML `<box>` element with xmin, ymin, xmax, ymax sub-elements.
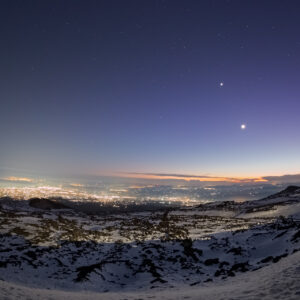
<box><xmin>1</xmin><ymin>0</ymin><xmax>300</xmax><ymax>180</ymax></box>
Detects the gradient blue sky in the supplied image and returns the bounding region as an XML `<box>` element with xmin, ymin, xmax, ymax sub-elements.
<box><xmin>1</xmin><ymin>0</ymin><xmax>300</xmax><ymax>179</ymax></box>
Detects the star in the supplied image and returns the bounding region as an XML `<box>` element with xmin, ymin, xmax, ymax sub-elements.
<box><xmin>219</xmin><ymin>82</ymin><xmax>224</xmax><ymax>87</ymax></box>
<box><xmin>241</xmin><ymin>124</ymin><xmax>246</xmax><ymax>130</ymax></box>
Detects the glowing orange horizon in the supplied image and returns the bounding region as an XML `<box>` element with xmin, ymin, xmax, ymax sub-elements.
<box><xmin>115</xmin><ymin>173</ymin><xmax>268</xmax><ymax>183</ymax></box>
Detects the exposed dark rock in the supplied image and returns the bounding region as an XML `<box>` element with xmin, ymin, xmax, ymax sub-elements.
<box><xmin>75</xmin><ymin>260</ymin><xmax>132</xmax><ymax>282</ymax></box>
<box><xmin>29</xmin><ymin>198</ymin><xmax>70</xmax><ymax>210</ymax></box>
<box><xmin>24</xmin><ymin>250</ymin><xmax>37</xmax><ymax>260</ymax></box>
<box><xmin>227</xmin><ymin>247</ymin><xmax>243</xmax><ymax>255</ymax></box>
<box><xmin>214</xmin><ymin>268</ymin><xmax>226</xmax><ymax>277</ymax></box>
<box><xmin>230</xmin><ymin>262</ymin><xmax>249</xmax><ymax>272</ymax></box>
<box><xmin>291</xmin><ymin>230</ymin><xmax>300</xmax><ymax>242</ymax></box>
<box><xmin>0</xmin><ymin>261</ymin><xmax>8</xmax><ymax>268</ymax></box>
<box><xmin>273</xmin><ymin>230</ymin><xmax>288</xmax><ymax>239</ymax></box>
<box><xmin>181</xmin><ymin>238</ymin><xmax>202</xmax><ymax>261</ymax></box>
<box><xmin>190</xmin><ymin>281</ymin><xmax>201</xmax><ymax>286</ymax></box>
<box><xmin>219</xmin><ymin>261</ymin><xmax>230</xmax><ymax>268</ymax></box>
<box><xmin>136</xmin><ymin>258</ymin><xmax>167</xmax><ymax>284</ymax></box>
<box><xmin>273</xmin><ymin>253</ymin><xmax>287</xmax><ymax>263</ymax></box>
<box><xmin>204</xmin><ymin>258</ymin><xmax>219</xmax><ymax>266</ymax></box>
<box><xmin>260</xmin><ymin>256</ymin><xmax>273</xmax><ymax>263</ymax></box>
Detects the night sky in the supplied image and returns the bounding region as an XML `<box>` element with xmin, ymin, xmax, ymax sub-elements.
<box><xmin>1</xmin><ymin>0</ymin><xmax>300</xmax><ymax>179</ymax></box>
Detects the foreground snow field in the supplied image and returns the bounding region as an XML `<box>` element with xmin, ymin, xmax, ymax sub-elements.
<box><xmin>0</xmin><ymin>186</ymin><xmax>300</xmax><ymax>299</ymax></box>
<box><xmin>0</xmin><ymin>250</ymin><xmax>299</xmax><ymax>300</ymax></box>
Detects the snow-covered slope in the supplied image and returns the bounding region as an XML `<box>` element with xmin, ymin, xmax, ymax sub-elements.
<box><xmin>199</xmin><ymin>185</ymin><xmax>300</xmax><ymax>219</ymax></box>
<box><xmin>0</xmin><ymin>186</ymin><xmax>300</xmax><ymax>299</ymax></box>
<box><xmin>1</xmin><ymin>249</ymin><xmax>299</xmax><ymax>300</ymax></box>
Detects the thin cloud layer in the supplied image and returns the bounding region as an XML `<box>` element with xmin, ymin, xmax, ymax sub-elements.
<box><xmin>1</xmin><ymin>176</ymin><xmax>34</xmax><ymax>183</ymax></box>
<box><xmin>119</xmin><ymin>172</ymin><xmax>267</xmax><ymax>183</ymax></box>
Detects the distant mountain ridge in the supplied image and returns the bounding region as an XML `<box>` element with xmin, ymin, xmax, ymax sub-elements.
<box><xmin>261</xmin><ymin>185</ymin><xmax>300</xmax><ymax>200</ymax></box>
